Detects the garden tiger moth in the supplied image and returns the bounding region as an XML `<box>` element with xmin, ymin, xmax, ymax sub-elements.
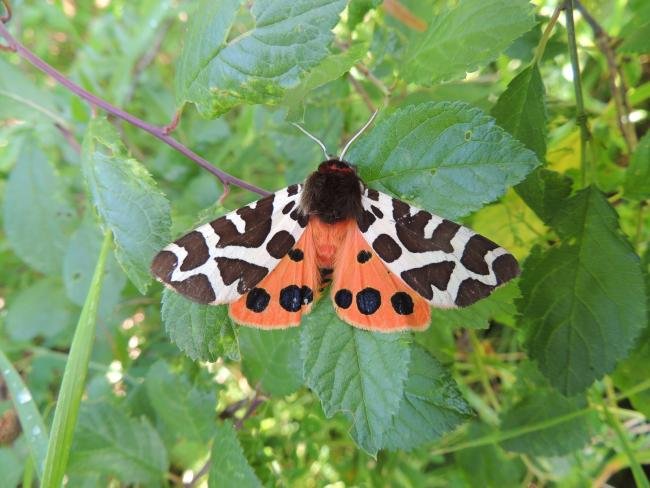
<box><xmin>151</xmin><ymin>157</ymin><xmax>519</xmax><ymax>332</ymax></box>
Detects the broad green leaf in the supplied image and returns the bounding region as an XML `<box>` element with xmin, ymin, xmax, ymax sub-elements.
<box><xmin>624</xmin><ymin>132</ymin><xmax>650</xmax><ymax>201</ymax></box>
<box><xmin>161</xmin><ymin>290</ymin><xmax>239</xmax><ymax>362</ymax></box>
<box><xmin>348</xmin><ymin>101</ymin><xmax>540</xmax><ymax>220</ymax></box>
<box><xmin>145</xmin><ymin>362</ymin><xmax>216</xmax><ymax>465</ymax></box>
<box><xmin>3</xmin><ymin>145</ymin><xmax>75</xmax><ymax>275</ymax></box>
<box><xmin>283</xmin><ymin>41</ymin><xmax>369</xmax><ymax>120</ymax></box>
<box><xmin>382</xmin><ymin>345</ymin><xmax>472</xmax><ymax>451</ymax></box>
<box><xmin>491</xmin><ymin>64</ymin><xmax>546</xmax><ymax>161</ymax></box>
<box><xmin>0</xmin><ymin>58</ymin><xmax>65</xmax><ymax>126</ymax></box>
<box><xmin>456</xmin><ymin>424</ymin><xmax>526</xmax><ymax>487</ymax></box>
<box><xmin>176</xmin><ymin>0</ymin><xmax>347</xmax><ymax>117</ymax></box>
<box><xmin>300</xmin><ymin>299</ymin><xmax>411</xmax><ymax>454</ymax></box>
<box><xmin>239</xmin><ymin>328</ymin><xmax>303</xmax><ymax>396</ymax></box>
<box><xmin>82</xmin><ymin>118</ymin><xmax>171</xmax><ymax>293</ymax></box>
<box><xmin>209</xmin><ymin>421</ymin><xmax>262</xmax><ymax>488</ymax></box>
<box><xmin>6</xmin><ymin>279</ymin><xmax>76</xmax><ymax>341</ymax></box>
<box><xmin>63</xmin><ymin>220</ymin><xmax>126</xmax><ymax>318</ymax></box>
<box><xmin>429</xmin><ymin>281</ymin><xmax>519</xmax><ymax>330</ymax></box>
<box><xmin>499</xmin><ymin>394</ymin><xmax>594</xmax><ymax>456</ymax></box>
<box><xmin>402</xmin><ymin>0</ymin><xmax>535</xmax><ymax>84</ymax></box>
<box><xmin>68</xmin><ymin>402</ymin><xmax>169</xmax><ymax>485</ymax></box>
<box><xmin>519</xmin><ymin>187</ymin><xmax>647</xmax><ymax>394</ymax></box>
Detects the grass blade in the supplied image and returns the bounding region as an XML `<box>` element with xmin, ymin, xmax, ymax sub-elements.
<box><xmin>41</xmin><ymin>231</ymin><xmax>112</xmax><ymax>487</ymax></box>
<box><xmin>0</xmin><ymin>348</ymin><xmax>48</xmax><ymax>479</ymax></box>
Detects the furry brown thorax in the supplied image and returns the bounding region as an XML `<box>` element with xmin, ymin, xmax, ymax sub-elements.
<box><xmin>300</xmin><ymin>159</ymin><xmax>363</xmax><ymax>223</ymax></box>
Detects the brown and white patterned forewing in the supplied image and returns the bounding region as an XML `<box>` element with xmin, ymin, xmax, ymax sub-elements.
<box><xmin>356</xmin><ymin>188</ymin><xmax>519</xmax><ymax>308</ymax></box>
<box><xmin>151</xmin><ymin>184</ymin><xmax>308</xmax><ymax>304</ymax></box>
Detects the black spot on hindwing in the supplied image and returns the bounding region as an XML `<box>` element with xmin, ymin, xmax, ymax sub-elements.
<box><xmin>280</xmin><ymin>285</ymin><xmax>302</xmax><ymax>312</ymax></box>
<box><xmin>391</xmin><ymin>292</ymin><xmax>414</xmax><ymax>315</ymax></box>
<box><xmin>334</xmin><ymin>289</ymin><xmax>353</xmax><ymax>309</ymax></box>
<box><xmin>356</xmin><ymin>288</ymin><xmax>381</xmax><ymax>315</ymax></box>
<box><xmin>357</xmin><ymin>250</ymin><xmax>372</xmax><ymax>263</ymax></box>
<box><xmin>288</xmin><ymin>249</ymin><xmax>304</xmax><ymax>262</ymax></box>
<box><xmin>246</xmin><ymin>288</ymin><xmax>271</xmax><ymax>312</ymax></box>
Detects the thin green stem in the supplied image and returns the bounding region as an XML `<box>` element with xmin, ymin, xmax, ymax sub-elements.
<box><xmin>533</xmin><ymin>4</ymin><xmax>564</xmax><ymax>65</ymax></box>
<box><xmin>635</xmin><ymin>202</ymin><xmax>646</xmax><ymax>249</ymax></box>
<box><xmin>41</xmin><ymin>231</ymin><xmax>112</xmax><ymax>488</ymax></box>
<box><xmin>565</xmin><ymin>0</ymin><xmax>591</xmax><ymax>187</ymax></box>
<box><xmin>599</xmin><ymin>394</ymin><xmax>650</xmax><ymax>488</ymax></box>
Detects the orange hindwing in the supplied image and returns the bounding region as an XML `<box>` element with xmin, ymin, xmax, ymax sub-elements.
<box><xmin>330</xmin><ymin>220</ymin><xmax>431</xmax><ymax>332</ymax></box>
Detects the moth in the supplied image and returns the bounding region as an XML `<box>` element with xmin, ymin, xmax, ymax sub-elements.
<box><xmin>151</xmin><ymin>115</ymin><xmax>519</xmax><ymax>332</ymax></box>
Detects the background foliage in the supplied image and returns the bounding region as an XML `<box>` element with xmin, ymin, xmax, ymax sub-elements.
<box><xmin>0</xmin><ymin>0</ymin><xmax>649</xmax><ymax>486</ymax></box>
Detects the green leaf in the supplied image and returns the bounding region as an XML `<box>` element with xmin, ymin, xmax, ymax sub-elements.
<box><xmin>239</xmin><ymin>327</ymin><xmax>303</xmax><ymax>396</ymax></box>
<box><xmin>82</xmin><ymin>118</ymin><xmax>171</xmax><ymax>294</ymax></box>
<box><xmin>300</xmin><ymin>299</ymin><xmax>411</xmax><ymax>454</ymax></box>
<box><xmin>402</xmin><ymin>0</ymin><xmax>535</xmax><ymax>84</ymax></box>
<box><xmin>0</xmin><ymin>348</ymin><xmax>49</xmax><ymax>480</ymax></box>
<box><xmin>456</xmin><ymin>424</ymin><xmax>526</xmax><ymax>487</ymax></box>
<box><xmin>519</xmin><ymin>187</ymin><xmax>647</xmax><ymax>394</ymax></box>
<box><xmin>348</xmin><ymin>101</ymin><xmax>540</xmax><ymax>220</ymax></box>
<box><xmin>283</xmin><ymin>41</ymin><xmax>369</xmax><ymax>120</ymax></box>
<box><xmin>619</xmin><ymin>3</ymin><xmax>650</xmax><ymax>54</ymax></box>
<box><xmin>161</xmin><ymin>289</ymin><xmax>239</xmax><ymax>362</ymax></box>
<box><xmin>624</xmin><ymin>132</ymin><xmax>650</xmax><ymax>201</ymax></box>
<box><xmin>0</xmin><ymin>58</ymin><xmax>65</xmax><ymax>127</ymax></box>
<box><xmin>3</xmin><ymin>145</ymin><xmax>75</xmax><ymax>275</ymax></box>
<box><xmin>0</xmin><ymin>447</ymin><xmax>23</xmax><ymax>488</ymax></box>
<box><xmin>491</xmin><ymin>64</ymin><xmax>546</xmax><ymax>161</ymax></box>
<box><xmin>613</xmin><ymin>326</ymin><xmax>650</xmax><ymax>418</ymax></box>
<box><xmin>5</xmin><ymin>279</ymin><xmax>76</xmax><ymax>341</ymax></box>
<box><xmin>145</xmin><ymin>361</ymin><xmax>216</xmax><ymax>466</ymax></box>
<box><xmin>209</xmin><ymin>421</ymin><xmax>262</xmax><ymax>488</ymax></box>
<box><xmin>382</xmin><ymin>345</ymin><xmax>472</xmax><ymax>451</ymax></box>
<box><xmin>514</xmin><ymin>168</ymin><xmax>573</xmax><ymax>226</ymax></box>
<box><xmin>63</xmin><ymin>220</ymin><xmax>126</xmax><ymax>318</ymax></box>
<box><xmin>499</xmin><ymin>393</ymin><xmax>594</xmax><ymax>456</ymax></box>
<box><xmin>176</xmin><ymin>0</ymin><xmax>347</xmax><ymax>117</ymax></box>
<box><xmin>68</xmin><ymin>402</ymin><xmax>169</xmax><ymax>485</ymax></box>
<box><xmin>429</xmin><ymin>281</ymin><xmax>519</xmax><ymax>330</ymax></box>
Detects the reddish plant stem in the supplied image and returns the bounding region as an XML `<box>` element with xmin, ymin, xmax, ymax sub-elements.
<box><xmin>0</xmin><ymin>19</ymin><xmax>270</xmax><ymax>197</ymax></box>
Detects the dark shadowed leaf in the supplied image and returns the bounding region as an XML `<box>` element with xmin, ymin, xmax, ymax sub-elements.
<box><xmin>348</xmin><ymin>101</ymin><xmax>540</xmax><ymax>220</ymax></box>
<box><xmin>239</xmin><ymin>327</ymin><xmax>303</xmax><ymax>396</ymax></box>
<box><xmin>161</xmin><ymin>290</ymin><xmax>239</xmax><ymax>362</ymax></box>
<box><xmin>209</xmin><ymin>421</ymin><xmax>262</xmax><ymax>488</ymax></box>
<box><xmin>300</xmin><ymin>299</ymin><xmax>411</xmax><ymax>454</ymax></box>
<box><xmin>402</xmin><ymin>0</ymin><xmax>535</xmax><ymax>84</ymax></box>
<box><xmin>82</xmin><ymin>118</ymin><xmax>171</xmax><ymax>294</ymax></box>
<box><xmin>382</xmin><ymin>345</ymin><xmax>472</xmax><ymax>451</ymax></box>
<box><xmin>176</xmin><ymin>0</ymin><xmax>347</xmax><ymax>117</ymax></box>
<box><xmin>519</xmin><ymin>187</ymin><xmax>646</xmax><ymax>394</ymax></box>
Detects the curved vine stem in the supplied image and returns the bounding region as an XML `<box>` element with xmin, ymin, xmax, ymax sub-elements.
<box><xmin>0</xmin><ymin>15</ymin><xmax>270</xmax><ymax>197</ymax></box>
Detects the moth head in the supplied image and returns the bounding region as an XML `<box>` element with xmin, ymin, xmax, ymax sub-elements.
<box><xmin>317</xmin><ymin>159</ymin><xmax>357</xmax><ymax>175</ymax></box>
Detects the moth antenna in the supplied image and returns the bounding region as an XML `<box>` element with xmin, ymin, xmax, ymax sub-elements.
<box><xmin>291</xmin><ymin>123</ymin><xmax>329</xmax><ymax>159</ymax></box>
<box><xmin>339</xmin><ymin>108</ymin><xmax>379</xmax><ymax>160</ymax></box>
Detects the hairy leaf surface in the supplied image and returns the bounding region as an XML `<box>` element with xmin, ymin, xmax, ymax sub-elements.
<box><xmin>348</xmin><ymin>101</ymin><xmax>540</xmax><ymax>220</ymax></box>
<box><xmin>301</xmin><ymin>299</ymin><xmax>411</xmax><ymax>454</ymax></box>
